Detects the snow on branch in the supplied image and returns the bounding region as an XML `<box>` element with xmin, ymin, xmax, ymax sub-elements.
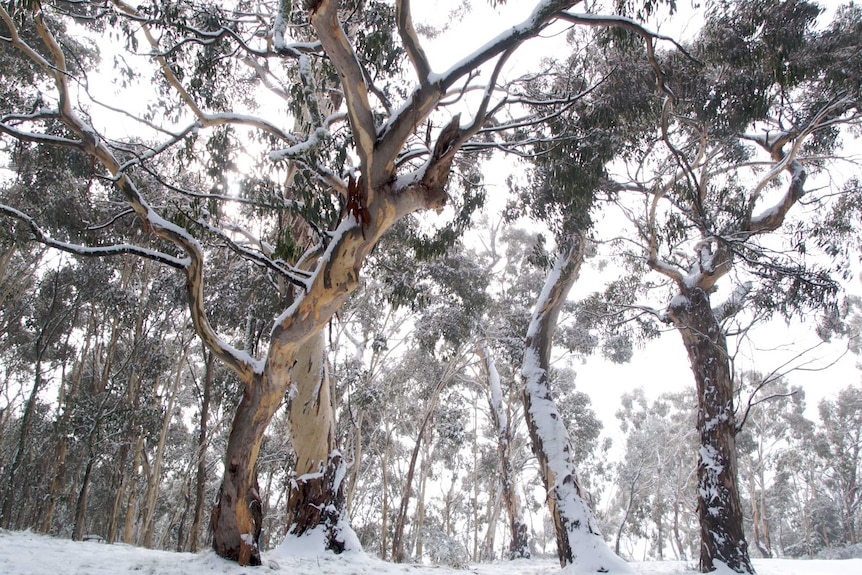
<box><xmin>0</xmin><ymin>203</ymin><xmax>188</xmax><ymax>269</ymax></box>
<box><xmin>743</xmin><ymin>96</ymin><xmax>854</xmax><ymax>234</ymax></box>
<box><xmin>713</xmin><ymin>281</ymin><xmax>752</xmax><ymax>323</ymax></box>
<box><xmin>3</xmin><ymin>9</ymin><xmax>263</xmax><ymax>383</ymax></box>
<box><xmin>375</xmin><ymin>1</ymin><xmax>582</xmax><ymax>179</ymax></box>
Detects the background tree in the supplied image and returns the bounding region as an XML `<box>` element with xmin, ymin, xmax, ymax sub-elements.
<box><xmin>600</xmin><ymin>1</ymin><xmax>862</xmax><ymax>571</ymax></box>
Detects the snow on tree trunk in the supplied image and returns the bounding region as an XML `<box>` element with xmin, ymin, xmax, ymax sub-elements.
<box><xmin>283</xmin><ymin>332</ymin><xmax>355</xmax><ymax>553</ymax></box>
<box><xmin>521</xmin><ymin>239</ymin><xmax>632</xmax><ymax>574</ymax></box>
<box><xmin>668</xmin><ymin>287</ymin><xmax>754</xmax><ymax>574</ymax></box>
<box><xmin>478</xmin><ymin>343</ymin><xmax>531</xmax><ymax>560</ymax></box>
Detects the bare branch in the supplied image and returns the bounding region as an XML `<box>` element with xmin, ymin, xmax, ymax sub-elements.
<box><xmin>396</xmin><ymin>0</ymin><xmax>431</xmax><ymax>84</ymax></box>
<box><xmin>309</xmin><ymin>0</ymin><xmax>377</xmax><ymax>171</ymax></box>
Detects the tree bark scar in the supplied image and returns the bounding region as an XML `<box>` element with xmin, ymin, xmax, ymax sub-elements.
<box><xmin>344</xmin><ymin>175</ymin><xmax>370</xmax><ymax>239</ymax></box>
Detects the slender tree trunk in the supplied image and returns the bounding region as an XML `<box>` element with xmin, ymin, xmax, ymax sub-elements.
<box><xmin>413</xmin><ymin>436</ymin><xmax>432</xmax><ymax>560</ymax></box>
<box><xmin>140</xmin><ymin>343</ymin><xmax>189</xmax><ymax>548</ymax></box>
<box><xmin>123</xmin><ymin>433</ymin><xmax>145</xmax><ymax>544</ymax></box>
<box><xmin>189</xmin><ymin>350</ymin><xmax>214</xmax><ymax>552</ymax></box>
<box><xmin>673</xmin><ymin>497</ymin><xmax>686</xmax><ymax>561</ymax></box>
<box><xmin>175</xmin><ymin>474</ymin><xmax>193</xmax><ymax>551</ymax></box>
<box><xmin>380</xmin><ymin>424</ymin><xmax>392</xmax><ymax>560</ymax></box>
<box><xmin>478</xmin><ymin>343</ymin><xmax>530</xmax><ymax>559</ymax></box>
<box><xmin>615</xmin><ymin>465</ymin><xmax>642</xmax><ymax>556</ymax></box>
<box><xmin>2</xmin><ymin>352</ymin><xmax>46</xmax><ymax>529</ymax></box>
<box><xmin>72</xmin><ymin>454</ymin><xmax>95</xmax><ymax>541</ymax></box>
<box><xmin>346</xmin><ymin>408</ymin><xmax>363</xmax><ymax>515</ymax></box>
<box><xmin>392</xmin><ymin>371</ymin><xmax>449</xmax><ymax>562</ymax></box>
<box><xmin>107</xmin><ymin>442</ymin><xmax>131</xmax><ymax>543</ymax></box>
<box><xmin>42</xmin><ymin>312</ymin><xmax>92</xmax><ymax>534</ymax></box>
<box><xmin>481</xmin><ymin>480</ymin><xmax>503</xmax><ymax>560</ymax></box>
<box><xmin>748</xmin><ymin>464</ymin><xmax>772</xmax><ymax>558</ymax></box>
<box><xmin>668</xmin><ymin>287</ymin><xmax>754</xmax><ymax>574</ymax></box>
<box><xmin>472</xmin><ymin>399</ymin><xmax>480</xmax><ymax>562</ymax></box>
<box><xmin>522</xmin><ymin>238</ymin><xmax>630</xmax><ymax>573</ymax></box>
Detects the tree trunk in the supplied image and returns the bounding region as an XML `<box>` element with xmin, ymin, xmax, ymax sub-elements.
<box><xmin>668</xmin><ymin>287</ymin><xmax>754</xmax><ymax>574</ymax></box>
<box><xmin>522</xmin><ymin>238</ymin><xmax>631</xmax><ymax>573</ymax></box>
<box><xmin>211</xmin><ymin>369</ymin><xmax>280</xmax><ymax>566</ymax></box>
<box><xmin>413</xmin><ymin>435</ymin><xmax>433</xmax><ymax>560</ymax></box>
<box><xmin>284</xmin><ymin>332</ymin><xmax>351</xmax><ymax>551</ymax></box>
<box><xmin>481</xmin><ymin>479</ymin><xmax>503</xmax><ymax>560</ymax></box>
<box><xmin>41</xmin><ymin>310</ymin><xmax>92</xmax><ymax>534</ymax></box>
<box><xmin>380</xmin><ymin>423</ymin><xmax>392</xmax><ymax>560</ymax></box>
<box><xmin>72</xmin><ymin>455</ymin><xmax>95</xmax><ymax>541</ymax></box>
<box><xmin>346</xmin><ymin>408</ymin><xmax>363</xmax><ymax>515</ymax></box>
<box><xmin>2</xmin><ymin>352</ymin><xmax>46</xmax><ymax>529</ymax></box>
<box><xmin>478</xmin><ymin>343</ymin><xmax>531</xmax><ymax>559</ymax></box>
<box><xmin>189</xmin><ymin>349</ymin><xmax>214</xmax><ymax>552</ymax></box>
<box><xmin>123</xmin><ymin>433</ymin><xmax>145</xmax><ymax>544</ymax></box>
<box><xmin>392</xmin><ymin>368</ymin><xmax>450</xmax><ymax>562</ymax></box>
<box><xmin>140</xmin><ymin>343</ymin><xmax>189</xmax><ymax>548</ymax></box>
<box><xmin>615</xmin><ymin>465</ymin><xmax>643</xmax><ymax>556</ymax></box>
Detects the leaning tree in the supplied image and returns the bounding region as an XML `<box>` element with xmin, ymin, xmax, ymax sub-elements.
<box><xmin>0</xmin><ymin>0</ymin><xmax>673</xmax><ymax>567</ymax></box>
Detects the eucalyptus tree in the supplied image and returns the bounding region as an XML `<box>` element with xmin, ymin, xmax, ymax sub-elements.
<box><xmin>0</xmin><ymin>263</ymin><xmax>79</xmax><ymax>530</ymax></box>
<box><xmin>505</xmin><ymin>6</ymin><xmax>684</xmax><ymax>567</ymax></box>
<box><xmin>0</xmin><ymin>0</ymin><xmax>643</xmax><ymax>565</ymax></box>
<box><xmin>597</xmin><ymin>2</ymin><xmax>862</xmax><ymax>571</ymax></box>
<box><xmin>734</xmin><ymin>374</ymin><xmax>810</xmax><ymax>558</ymax></box>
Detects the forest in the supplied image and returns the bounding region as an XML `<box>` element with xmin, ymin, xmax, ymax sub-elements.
<box><xmin>1</xmin><ymin>1</ymin><xmax>861</xmax><ymax>574</ymax></box>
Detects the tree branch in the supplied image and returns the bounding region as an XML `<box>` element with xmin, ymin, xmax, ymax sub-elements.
<box><xmin>309</xmin><ymin>0</ymin><xmax>376</xmax><ymax>172</ymax></box>
<box><xmin>5</xmin><ymin>10</ymin><xmax>262</xmax><ymax>383</ymax></box>
<box><xmin>396</xmin><ymin>0</ymin><xmax>431</xmax><ymax>85</ymax></box>
<box><xmin>0</xmin><ymin>203</ymin><xmax>187</xmax><ymax>269</ymax></box>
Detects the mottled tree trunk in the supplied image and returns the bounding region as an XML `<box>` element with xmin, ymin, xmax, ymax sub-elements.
<box><xmin>668</xmin><ymin>287</ymin><xmax>754</xmax><ymax>574</ymax></box>
<box><xmin>211</xmin><ymin>370</ymin><xmax>281</xmax><ymax>565</ymax></box>
<box><xmin>284</xmin><ymin>333</ymin><xmax>350</xmax><ymax>551</ymax></box>
<box><xmin>748</xmin><ymin>468</ymin><xmax>772</xmax><ymax>558</ymax></box>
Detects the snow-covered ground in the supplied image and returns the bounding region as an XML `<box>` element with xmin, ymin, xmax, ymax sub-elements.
<box><xmin>1</xmin><ymin>530</ymin><xmax>860</xmax><ymax>575</ymax></box>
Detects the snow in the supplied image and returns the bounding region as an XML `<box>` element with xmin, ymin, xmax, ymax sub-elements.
<box><xmin>2</xmin><ymin>529</ymin><xmax>861</xmax><ymax>575</ymax></box>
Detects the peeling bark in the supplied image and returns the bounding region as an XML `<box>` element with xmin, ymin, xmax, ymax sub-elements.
<box><xmin>211</xmin><ymin>372</ymin><xmax>278</xmax><ymax>565</ymax></box>
<box><xmin>284</xmin><ymin>332</ymin><xmax>350</xmax><ymax>551</ymax></box>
